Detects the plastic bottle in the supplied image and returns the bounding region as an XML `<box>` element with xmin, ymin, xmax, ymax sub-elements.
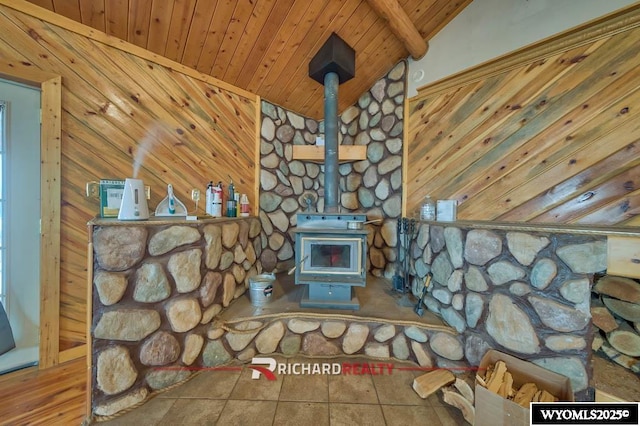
<box><xmin>211</xmin><ymin>183</ymin><xmax>222</xmax><ymax>217</ymax></box>
<box><xmin>421</xmin><ymin>195</ymin><xmax>436</xmax><ymax>221</ymax></box>
<box><xmin>205</xmin><ymin>181</ymin><xmax>213</xmax><ymax>215</ymax></box>
<box><xmin>228</xmin><ymin>178</ymin><xmax>235</xmax><ymax>200</ymax></box>
<box><xmin>240</xmin><ymin>194</ymin><xmax>250</xmax><ymax>216</ymax></box>
<box><xmin>226</xmin><ymin>178</ymin><xmax>236</xmax><ymax>217</ymax></box>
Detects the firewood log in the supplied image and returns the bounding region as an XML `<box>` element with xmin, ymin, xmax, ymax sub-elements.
<box><xmin>497</xmin><ymin>371</ymin><xmax>514</xmax><ymax>398</ymax></box>
<box><xmin>475</xmin><ymin>374</ymin><xmax>487</xmax><ymax>388</ymax></box>
<box><xmin>486</xmin><ymin>360</ymin><xmax>507</xmax><ymax>394</ymax></box>
<box><xmin>442</xmin><ymin>389</ymin><xmax>475</xmax><ymax>425</ymax></box>
<box><xmin>606</xmin><ymin>321</ymin><xmax>640</xmax><ymax>357</ymax></box>
<box><xmin>603</xmin><ymin>296</ymin><xmax>640</xmax><ymax>323</ymax></box>
<box><xmin>600</xmin><ymin>342</ymin><xmax>640</xmax><ymax>374</ymax></box>
<box><xmin>483</xmin><ymin>364</ymin><xmax>494</xmax><ymax>383</ymax></box>
<box><xmin>513</xmin><ymin>382</ymin><xmax>538</xmax><ymax>407</ymax></box>
<box><xmin>592</xmin><ymin>332</ymin><xmax>604</xmax><ymax>351</ymax></box>
<box><xmin>412</xmin><ymin>369</ymin><xmax>455</xmax><ymax>399</ymax></box>
<box><xmin>453</xmin><ymin>377</ymin><xmax>474</xmax><ymax>404</ymax></box>
<box><xmin>540</xmin><ymin>389</ymin><xmax>558</xmax><ymax>402</ymax></box>
<box><xmin>591</xmin><ymin>306</ymin><xmax>619</xmax><ymax>333</ymax></box>
<box><xmin>532</xmin><ymin>390</ymin><xmax>543</xmax><ymax>402</ymax></box>
<box><xmin>594</xmin><ymin>275</ymin><xmax>640</xmax><ymax>304</ymax></box>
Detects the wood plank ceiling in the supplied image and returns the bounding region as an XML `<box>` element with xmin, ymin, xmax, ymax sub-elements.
<box><xmin>22</xmin><ymin>0</ymin><xmax>471</xmax><ymax>119</ymax></box>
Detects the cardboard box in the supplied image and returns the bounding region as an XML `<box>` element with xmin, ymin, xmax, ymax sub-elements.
<box><xmin>436</xmin><ymin>199</ymin><xmax>457</xmax><ymax>221</ymax></box>
<box><xmin>475</xmin><ymin>350</ymin><xmax>574</xmax><ymax>426</ymax></box>
<box><xmin>96</xmin><ymin>179</ymin><xmax>150</xmax><ymax>217</ymax></box>
<box><xmin>99</xmin><ymin>179</ymin><xmax>125</xmax><ymax>217</ymax></box>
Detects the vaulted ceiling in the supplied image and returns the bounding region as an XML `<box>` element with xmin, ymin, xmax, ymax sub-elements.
<box><xmin>23</xmin><ymin>0</ymin><xmax>471</xmax><ymax>119</ymax></box>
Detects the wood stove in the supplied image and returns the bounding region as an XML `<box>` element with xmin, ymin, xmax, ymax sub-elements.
<box><xmin>293</xmin><ymin>213</ymin><xmax>367</xmax><ymax>309</ymax></box>
<box><xmin>293</xmin><ymin>34</ymin><xmax>364</xmax><ymax>309</ymax></box>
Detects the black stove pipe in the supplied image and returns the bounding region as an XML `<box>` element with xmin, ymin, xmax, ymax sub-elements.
<box><xmin>323</xmin><ymin>71</ymin><xmax>339</xmax><ymax>213</ymax></box>
<box><xmin>308</xmin><ymin>33</ymin><xmax>355</xmax><ymax>213</ymax></box>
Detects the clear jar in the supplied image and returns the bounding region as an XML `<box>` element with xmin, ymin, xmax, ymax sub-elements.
<box><xmin>421</xmin><ymin>195</ymin><xmax>436</xmax><ymax>220</ymax></box>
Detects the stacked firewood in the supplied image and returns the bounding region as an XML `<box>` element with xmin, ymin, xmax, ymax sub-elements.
<box><xmin>412</xmin><ymin>370</ymin><xmax>475</xmax><ymax>425</ymax></box>
<box><xmin>591</xmin><ymin>275</ymin><xmax>640</xmax><ymax>373</ymax></box>
<box><xmin>476</xmin><ymin>360</ymin><xmax>559</xmax><ymax>407</ymax></box>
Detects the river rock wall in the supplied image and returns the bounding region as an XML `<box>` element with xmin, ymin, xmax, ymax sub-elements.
<box><xmin>408</xmin><ymin>222</ymin><xmax>607</xmax><ymax>398</ymax></box>
<box><xmin>90</xmin><ymin>218</ymin><xmax>263</xmax><ymax>417</ymax></box>
<box><xmin>204</xmin><ymin>316</ymin><xmax>460</xmax><ymax>374</ymax></box>
<box><xmin>259</xmin><ymin>61</ymin><xmax>406</xmax><ymax>277</ymax></box>
<box><xmin>89</xmin><ymin>218</ymin><xmax>610</xmax><ymax>418</ymax></box>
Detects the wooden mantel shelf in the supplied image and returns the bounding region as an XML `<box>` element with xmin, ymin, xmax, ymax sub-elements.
<box><xmin>292</xmin><ymin>145</ymin><xmax>367</xmax><ymax>163</ymax></box>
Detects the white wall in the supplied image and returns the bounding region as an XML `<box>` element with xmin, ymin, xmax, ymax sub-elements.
<box><xmin>407</xmin><ymin>0</ymin><xmax>638</xmax><ymax>97</ymax></box>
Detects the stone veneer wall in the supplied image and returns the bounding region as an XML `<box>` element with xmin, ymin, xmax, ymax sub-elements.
<box><xmin>90</xmin><ymin>218</ymin><xmax>263</xmax><ymax>417</ymax></box>
<box><xmin>259</xmin><ymin>61</ymin><xmax>406</xmax><ymax>277</ymax></box>
<box><xmin>408</xmin><ymin>222</ymin><xmax>607</xmax><ymax>399</ymax></box>
<box><xmin>180</xmin><ymin>315</ymin><xmax>461</xmax><ymax>378</ymax></box>
<box><xmin>88</xmin><ymin>218</ymin><xmax>610</xmax><ymax>418</ymax></box>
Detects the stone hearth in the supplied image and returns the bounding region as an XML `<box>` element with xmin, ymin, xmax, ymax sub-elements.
<box><xmin>87</xmin><ymin>217</ymin><xmax>640</xmax><ymax>421</ymax></box>
<box><xmin>215</xmin><ymin>273</ymin><xmax>457</xmax><ymax>364</ymax></box>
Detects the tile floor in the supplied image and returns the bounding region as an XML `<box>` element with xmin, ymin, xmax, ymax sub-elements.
<box><xmin>99</xmin><ymin>356</ymin><xmax>467</xmax><ymax>425</ymax></box>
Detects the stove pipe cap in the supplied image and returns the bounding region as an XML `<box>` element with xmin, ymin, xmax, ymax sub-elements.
<box><xmin>309</xmin><ymin>32</ymin><xmax>355</xmax><ymax>85</ymax></box>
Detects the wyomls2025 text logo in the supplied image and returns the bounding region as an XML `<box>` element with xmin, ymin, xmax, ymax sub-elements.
<box><xmin>248</xmin><ymin>357</ymin><xmax>394</xmax><ymax>380</ymax></box>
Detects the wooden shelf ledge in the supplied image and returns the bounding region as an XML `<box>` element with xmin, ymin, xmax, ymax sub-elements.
<box><xmin>292</xmin><ymin>145</ymin><xmax>367</xmax><ymax>163</ymax></box>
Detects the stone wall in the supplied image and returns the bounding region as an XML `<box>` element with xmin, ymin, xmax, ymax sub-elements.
<box><xmin>89</xmin><ymin>218</ymin><xmax>612</xmax><ymax>417</ymax></box>
<box><xmin>408</xmin><ymin>222</ymin><xmax>607</xmax><ymax>398</ymax></box>
<box><xmin>259</xmin><ymin>61</ymin><xmax>406</xmax><ymax>277</ymax></box>
<box><xmin>196</xmin><ymin>316</ymin><xmax>461</xmax><ymax>373</ymax></box>
<box><xmin>90</xmin><ymin>218</ymin><xmax>263</xmax><ymax>417</ymax></box>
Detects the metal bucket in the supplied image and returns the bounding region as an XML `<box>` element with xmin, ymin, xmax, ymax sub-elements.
<box><xmin>249</xmin><ymin>273</ymin><xmax>275</xmax><ymax>307</ymax></box>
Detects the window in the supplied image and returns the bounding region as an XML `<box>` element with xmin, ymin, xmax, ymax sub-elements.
<box><xmin>0</xmin><ymin>66</ymin><xmax>61</xmax><ymax>369</ymax></box>
<box><xmin>0</xmin><ymin>79</ymin><xmax>41</xmax><ymax>373</ymax></box>
<box><xmin>0</xmin><ymin>101</ymin><xmax>5</xmax><ymax>308</ymax></box>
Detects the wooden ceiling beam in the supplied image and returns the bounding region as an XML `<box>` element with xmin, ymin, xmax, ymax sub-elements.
<box><xmin>365</xmin><ymin>0</ymin><xmax>428</xmax><ymax>59</ymax></box>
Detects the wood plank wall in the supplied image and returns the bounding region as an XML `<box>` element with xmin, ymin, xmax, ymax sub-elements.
<box><xmin>0</xmin><ymin>3</ymin><xmax>259</xmax><ymax>352</ymax></box>
<box><xmin>407</xmin><ymin>5</ymin><xmax>640</xmax><ymax>227</ymax></box>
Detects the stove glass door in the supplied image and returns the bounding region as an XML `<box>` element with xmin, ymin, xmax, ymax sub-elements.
<box><xmin>310</xmin><ymin>244</ymin><xmax>350</xmax><ymax>269</ymax></box>
<box><xmin>300</xmin><ymin>236</ymin><xmax>361</xmax><ymax>275</ymax></box>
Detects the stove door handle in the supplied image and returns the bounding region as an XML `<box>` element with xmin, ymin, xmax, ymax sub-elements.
<box><xmin>287</xmin><ymin>255</ymin><xmax>309</xmax><ymax>275</ymax></box>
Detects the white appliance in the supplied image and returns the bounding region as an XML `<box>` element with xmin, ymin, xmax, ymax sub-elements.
<box><xmin>118</xmin><ymin>178</ymin><xmax>149</xmax><ymax>220</ymax></box>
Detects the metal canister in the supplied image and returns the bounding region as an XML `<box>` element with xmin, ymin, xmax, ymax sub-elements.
<box><xmin>249</xmin><ymin>273</ymin><xmax>275</xmax><ymax>307</ymax></box>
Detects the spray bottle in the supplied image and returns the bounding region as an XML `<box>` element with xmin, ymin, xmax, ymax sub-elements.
<box><xmin>227</xmin><ymin>177</ymin><xmax>236</xmax><ymax>217</ymax></box>
<box><xmin>211</xmin><ymin>182</ymin><xmax>223</xmax><ymax>217</ymax></box>
<box><xmin>205</xmin><ymin>181</ymin><xmax>213</xmax><ymax>215</ymax></box>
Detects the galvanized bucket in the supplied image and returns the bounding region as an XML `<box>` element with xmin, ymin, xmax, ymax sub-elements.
<box><xmin>249</xmin><ymin>273</ymin><xmax>275</xmax><ymax>307</ymax></box>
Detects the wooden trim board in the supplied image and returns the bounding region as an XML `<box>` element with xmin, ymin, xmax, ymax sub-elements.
<box><xmin>85</xmin><ymin>237</ymin><xmax>93</xmax><ymax>420</ymax></box>
<box><xmin>58</xmin><ymin>345</ymin><xmax>86</xmax><ymax>364</ymax></box>
<box><xmin>292</xmin><ymin>145</ymin><xmax>367</xmax><ymax>163</ymax></box>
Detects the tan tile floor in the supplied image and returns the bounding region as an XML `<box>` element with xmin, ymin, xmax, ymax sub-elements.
<box><xmin>100</xmin><ymin>356</ymin><xmax>468</xmax><ymax>425</ymax></box>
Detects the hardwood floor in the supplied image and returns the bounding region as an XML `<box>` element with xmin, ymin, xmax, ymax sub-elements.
<box><xmin>0</xmin><ymin>357</ymin><xmax>87</xmax><ymax>426</ymax></box>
